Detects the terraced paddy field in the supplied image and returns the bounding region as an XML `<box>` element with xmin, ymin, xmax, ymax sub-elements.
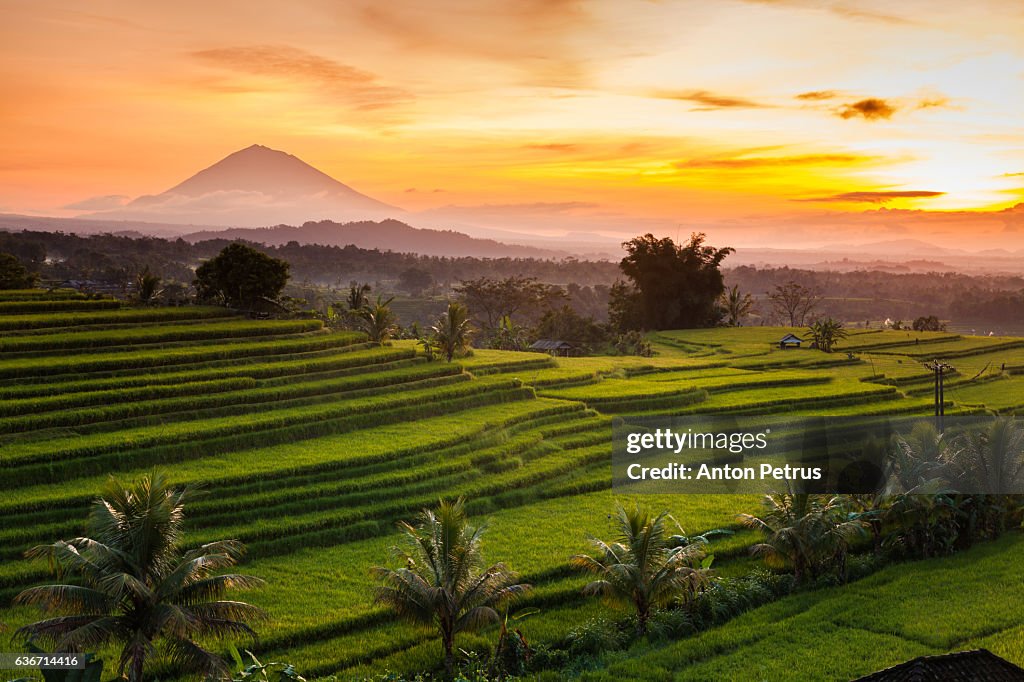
<box><xmin>578</xmin><ymin>533</ymin><xmax>1024</xmax><ymax>681</ymax></box>
<box><xmin>0</xmin><ymin>296</ymin><xmax>1021</xmax><ymax>680</ymax></box>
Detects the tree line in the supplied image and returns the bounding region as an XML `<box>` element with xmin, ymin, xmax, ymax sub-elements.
<box><xmin>4</xmin><ymin>230</ymin><xmax>1024</xmax><ymax>329</ymax></box>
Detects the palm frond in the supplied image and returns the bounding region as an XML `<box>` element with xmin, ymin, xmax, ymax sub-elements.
<box><xmin>164</xmin><ymin>637</ymin><xmax>229</xmax><ymax>679</ymax></box>
<box><xmin>14</xmin><ymin>584</ymin><xmax>113</xmax><ymax>614</ymax></box>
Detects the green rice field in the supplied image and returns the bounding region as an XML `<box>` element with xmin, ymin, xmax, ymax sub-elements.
<box><xmin>0</xmin><ymin>297</ymin><xmax>1021</xmax><ymax>680</ymax></box>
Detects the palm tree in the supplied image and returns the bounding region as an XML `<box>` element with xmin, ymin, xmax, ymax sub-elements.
<box><xmin>805</xmin><ymin>317</ymin><xmax>848</xmax><ymax>353</ymax></box>
<box><xmin>359</xmin><ymin>295</ymin><xmax>398</xmax><ymax>343</ymax></box>
<box><xmin>430</xmin><ymin>301</ymin><xmax>474</xmax><ymax>363</ymax></box>
<box><xmin>943</xmin><ymin>418</ymin><xmax>1024</xmax><ymax>539</ymax></box>
<box><xmin>570</xmin><ymin>504</ymin><xmax>712</xmax><ymax>635</ymax></box>
<box><xmin>488</xmin><ymin>314</ymin><xmax>528</xmax><ymax>351</ymax></box>
<box><xmin>14</xmin><ymin>473</ymin><xmax>265</xmax><ymax>682</ymax></box>
<box><xmin>884</xmin><ymin>421</ymin><xmax>951</xmax><ymax>495</ymax></box>
<box><xmin>345</xmin><ymin>282</ymin><xmax>371</xmax><ymax>311</ymax></box>
<box><xmin>720</xmin><ymin>285</ymin><xmax>753</xmax><ymax>326</ymax></box>
<box><xmin>945</xmin><ymin>418</ymin><xmax>1024</xmax><ymax>495</ymax></box>
<box><xmin>739</xmin><ymin>493</ymin><xmax>864</xmax><ymax>583</ymax></box>
<box><xmin>372</xmin><ymin>498</ymin><xmax>529</xmax><ymax>678</ymax></box>
<box><xmin>134</xmin><ymin>267</ymin><xmax>162</xmax><ymax>304</ymax></box>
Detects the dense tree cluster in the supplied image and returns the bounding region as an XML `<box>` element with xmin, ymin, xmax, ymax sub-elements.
<box><xmin>194</xmin><ymin>243</ymin><xmax>290</xmax><ymax>308</ymax></box>
<box><xmin>454</xmin><ymin>276</ymin><xmax>566</xmax><ymax>333</ymax></box>
<box><xmin>611</xmin><ymin>233</ymin><xmax>733</xmax><ymax>331</ymax></box>
<box><xmin>0</xmin><ymin>252</ymin><xmax>37</xmax><ymax>289</ymax></box>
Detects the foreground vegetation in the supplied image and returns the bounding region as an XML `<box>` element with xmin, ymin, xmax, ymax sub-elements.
<box><xmin>1</xmin><ymin>295</ymin><xmax>1022</xmax><ymax>680</ymax></box>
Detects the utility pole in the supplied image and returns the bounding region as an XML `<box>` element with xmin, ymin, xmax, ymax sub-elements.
<box><xmin>924</xmin><ymin>359</ymin><xmax>954</xmax><ymax>432</ymax></box>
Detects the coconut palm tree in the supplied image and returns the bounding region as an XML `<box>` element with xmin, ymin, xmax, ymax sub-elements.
<box><xmin>345</xmin><ymin>282</ymin><xmax>371</xmax><ymax>311</ymax></box>
<box><xmin>359</xmin><ymin>295</ymin><xmax>398</xmax><ymax>343</ymax></box>
<box><xmin>372</xmin><ymin>498</ymin><xmax>529</xmax><ymax>678</ymax></box>
<box><xmin>804</xmin><ymin>317</ymin><xmax>848</xmax><ymax>353</ymax></box>
<box><xmin>884</xmin><ymin>421</ymin><xmax>951</xmax><ymax>495</ymax></box>
<box><xmin>945</xmin><ymin>418</ymin><xmax>1024</xmax><ymax>495</ymax></box>
<box><xmin>14</xmin><ymin>473</ymin><xmax>265</xmax><ymax>682</ymax></box>
<box><xmin>740</xmin><ymin>493</ymin><xmax>864</xmax><ymax>583</ymax></box>
<box><xmin>430</xmin><ymin>301</ymin><xmax>474</xmax><ymax>363</ymax></box>
<box><xmin>571</xmin><ymin>504</ymin><xmax>712</xmax><ymax>635</ymax></box>
<box><xmin>720</xmin><ymin>285</ymin><xmax>753</xmax><ymax>326</ymax></box>
<box><xmin>939</xmin><ymin>418</ymin><xmax>1024</xmax><ymax>540</ymax></box>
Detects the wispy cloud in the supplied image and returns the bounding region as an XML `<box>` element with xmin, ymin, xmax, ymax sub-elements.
<box><xmin>524</xmin><ymin>143</ymin><xmax>581</xmax><ymax>153</ymax></box>
<box><xmin>829</xmin><ymin>4</ymin><xmax>913</xmax><ymax>25</ymax></box>
<box><xmin>739</xmin><ymin>0</ymin><xmax>911</xmax><ymax>25</ymax></box>
<box><xmin>915</xmin><ymin>96</ymin><xmax>950</xmax><ymax>110</ymax></box>
<box><xmin>675</xmin><ymin>153</ymin><xmax>872</xmax><ymax>169</ymax></box>
<box><xmin>837</xmin><ymin>98</ymin><xmax>896</xmax><ymax>120</ymax></box>
<box><xmin>191</xmin><ymin>45</ymin><xmax>411</xmax><ymax>109</ymax></box>
<box><xmin>795</xmin><ymin>190</ymin><xmax>945</xmax><ymax>203</ymax></box>
<box><xmin>433</xmin><ymin>201</ymin><xmax>596</xmax><ymax>213</ymax></box>
<box><xmin>63</xmin><ymin>195</ymin><xmax>130</xmax><ymax>210</ymax></box>
<box><xmin>653</xmin><ymin>90</ymin><xmax>768</xmax><ymax>109</ymax></box>
<box><xmin>795</xmin><ymin>90</ymin><xmax>837</xmax><ymax>101</ymax></box>
<box><xmin>355</xmin><ymin>1</ymin><xmax>593</xmax><ymax>89</ymax></box>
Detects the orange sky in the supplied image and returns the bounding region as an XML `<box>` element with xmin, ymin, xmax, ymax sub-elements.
<box><xmin>1</xmin><ymin>0</ymin><xmax>1023</xmax><ymax>248</ymax></box>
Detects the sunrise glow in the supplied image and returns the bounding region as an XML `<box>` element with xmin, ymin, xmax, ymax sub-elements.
<box><xmin>2</xmin><ymin>0</ymin><xmax>1023</xmax><ymax>247</ymax></box>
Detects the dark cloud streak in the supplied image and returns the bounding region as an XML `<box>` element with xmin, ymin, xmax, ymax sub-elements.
<box><xmin>837</xmin><ymin>98</ymin><xmax>896</xmax><ymax>120</ymax></box>
<box><xmin>676</xmin><ymin>154</ymin><xmax>872</xmax><ymax>169</ymax></box>
<box><xmin>795</xmin><ymin>90</ymin><xmax>837</xmax><ymax>100</ymax></box>
<box><xmin>795</xmin><ymin>191</ymin><xmax>945</xmax><ymax>203</ymax></box>
<box><xmin>653</xmin><ymin>90</ymin><xmax>768</xmax><ymax>109</ymax></box>
<box><xmin>524</xmin><ymin>143</ymin><xmax>581</xmax><ymax>152</ymax></box>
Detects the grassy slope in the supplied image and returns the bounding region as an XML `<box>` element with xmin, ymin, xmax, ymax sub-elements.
<box><xmin>578</xmin><ymin>533</ymin><xmax>1024</xmax><ymax>681</ymax></box>
<box><xmin>1</xmin><ymin>311</ymin><xmax>1022</xmax><ymax>680</ymax></box>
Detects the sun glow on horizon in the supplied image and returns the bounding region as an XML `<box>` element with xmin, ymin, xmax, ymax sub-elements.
<box><xmin>1</xmin><ymin>0</ymin><xmax>1022</xmax><ymax>247</ymax></box>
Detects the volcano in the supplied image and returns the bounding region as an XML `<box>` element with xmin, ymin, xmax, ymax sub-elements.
<box><xmin>83</xmin><ymin>144</ymin><xmax>402</xmax><ymax>227</ymax></box>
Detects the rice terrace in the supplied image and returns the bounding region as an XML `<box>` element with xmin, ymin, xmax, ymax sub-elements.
<box><xmin>3</xmin><ymin>1</ymin><xmax>1024</xmax><ymax>678</ymax></box>
<box><xmin>0</xmin><ymin>286</ymin><xmax>1022</xmax><ymax>680</ymax></box>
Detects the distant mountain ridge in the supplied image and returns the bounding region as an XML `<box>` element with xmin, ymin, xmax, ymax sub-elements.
<box><xmin>181</xmin><ymin>218</ymin><xmax>568</xmax><ymax>258</ymax></box>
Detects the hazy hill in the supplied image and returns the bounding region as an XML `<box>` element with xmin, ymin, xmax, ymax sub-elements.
<box><xmin>182</xmin><ymin>218</ymin><xmax>568</xmax><ymax>258</ymax></box>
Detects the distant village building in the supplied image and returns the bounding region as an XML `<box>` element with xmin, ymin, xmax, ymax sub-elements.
<box><xmin>61</xmin><ymin>279</ymin><xmax>125</xmax><ymax>297</ymax></box>
<box><xmin>778</xmin><ymin>333</ymin><xmax>803</xmax><ymax>349</ymax></box>
<box><xmin>853</xmin><ymin>649</ymin><xmax>1024</xmax><ymax>681</ymax></box>
<box><xmin>529</xmin><ymin>339</ymin><xmax>578</xmax><ymax>357</ymax></box>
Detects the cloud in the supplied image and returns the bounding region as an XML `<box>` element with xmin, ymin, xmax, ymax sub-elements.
<box><xmin>62</xmin><ymin>195</ymin><xmax>130</xmax><ymax>210</ymax></box>
<box><xmin>1001</xmin><ymin>172</ymin><xmax>1024</xmax><ymax>177</ymax></box>
<box><xmin>675</xmin><ymin>153</ymin><xmax>872</xmax><ymax>170</ymax></box>
<box><xmin>915</xmin><ymin>96</ymin><xmax>950</xmax><ymax>110</ymax></box>
<box><xmin>653</xmin><ymin>90</ymin><xmax>768</xmax><ymax>109</ymax></box>
<box><xmin>355</xmin><ymin>1</ymin><xmax>593</xmax><ymax>89</ymax></box>
<box><xmin>829</xmin><ymin>5</ymin><xmax>913</xmax><ymax>24</ymax></box>
<box><xmin>83</xmin><ymin>187</ymin><xmax>403</xmax><ymax>227</ymax></box>
<box><xmin>795</xmin><ymin>90</ymin><xmax>837</xmax><ymax>101</ymax></box>
<box><xmin>837</xmin><ymin>98</ymin><xmax>896</xmax><ymax>120</ymax></box>
<box><xmin>739</xmin><ymin>0</ymin><xmax>911</xmax><ymax>25</ymax></box>
<box><xmin>191</xmin><ymin>45</ymin><xmax>411</xmax><ymax>109</ymax></box>
<box><xmin>426</xmin><ymin>201</ymin><xmax>598</xmax><ymax>216</ymax></box>
<box><xmin>524</xmin><ymin>143</ymin><xmax>580</xmax><ymax>152</ymax></box>
<box><xmin>795</xmin><ymin>191</ymin><xmax>945</xmax><ymax>203</ymax></box>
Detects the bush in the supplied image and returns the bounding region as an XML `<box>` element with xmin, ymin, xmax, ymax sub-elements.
<box><xmin>613</xmin><ymin>331</ymin><xmax>652</xmax><ymax>357</ymax></box>
<box><xmin>912</xmin><ymin>315</ymin><xmax>945</xmax><ymax>332</ymax></box>
<box><xmin>566</xmin><ymin>617</ymin><xmax>630</xmax><ymax>657</ymax></box>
